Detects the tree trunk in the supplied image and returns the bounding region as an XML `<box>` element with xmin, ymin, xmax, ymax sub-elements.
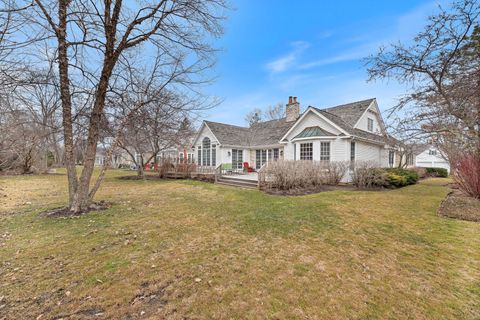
<box><xmin>56</xmin><ymin>0</ymin><xmax>79</xmax><ymax>210</ymax></box>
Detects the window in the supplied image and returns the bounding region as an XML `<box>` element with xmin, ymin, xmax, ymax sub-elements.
<box><xmin>232</xmin><ymin>149</ymin><xmax>243</xmax><ymax>169</ymax></box>
<box><xmin>367</xmin><ymin>118</ymin><xmax>374</xmax><ymax>132</ymax></box>
<box><xmin>389</xmin><ymin>151</ymin><xmax>395</xmax><ymax>167</ymax></box>
<box><xmin>407</xmin><ymin>153</ymin><xmax>414</xmax><ymax>166</ymax></box>
<box><xmin>211</xmin><ymin>145</ymin><xmax>216</xmax><ymax>167</ymax></box>
<box><xmin>273</xmin><ymin>148</ymin><xmax>279</xmax><ymax>160</ymax></box>
<box><xmin>429</xmin><ymin>149</ymin><xmax>437</xmax><ymax>156</ymax></box>
<box><xmin>293</xmin><ymin>143</ymin><xmax>296</xmax><ymax>160</ymax></box>
<box><xmin>202</xmin><ymin>137</ymin><xmax>211</xmax><ymax>166</ymax></box>
<box><xmin>320</xmin><ymin>142</ymin><xmax>330</xmax><ymax>161</ymax></box>
<box><xmin>197</xmin><ymin>147</ymin><xmax>201</xmax><ymax>165</ymax></box>
<box><xmin>350</xmin><ymin>142</ymin><xmax>356</xmax><ymax>162</ymax></box>
<box><xmin>300</xmin><ymin>143</ymin><xmax>313</xmax><ymax>160</ymax></box>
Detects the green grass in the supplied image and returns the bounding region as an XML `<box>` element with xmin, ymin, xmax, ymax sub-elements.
<box><xmin>0</xmin><ymin>170</ymin><xmax>479</xmax><ymax>319</ymax></box>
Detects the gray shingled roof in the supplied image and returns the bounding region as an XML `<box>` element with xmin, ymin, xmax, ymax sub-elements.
<box><xmin>204</xmin><ymin>118</ymin><xmax>295</xmax><ymax>147</ymax></box>
<box><xmin>203</xmin><ymin>98</ymin><xmax>386</xmax><ymax>147</ymax></box>
<box><xmin>323</xmin><ymin>98</ymin><xmax>375</xmax><ymax>127</ymax></box>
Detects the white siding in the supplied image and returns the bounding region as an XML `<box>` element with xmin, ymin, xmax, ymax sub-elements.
<box><xmin>193</xmin><ymin>124</ymin><xmax>222</xmax><ymax>165</ymax></box>
<box><xmin>284</xmin><ymin>111</ymin><xmax>343</xmax><ymax>141</ymax></box>
<box><xmin>356</xmin><ymin>141</ymin><xmax>382</xmax><ymax>166</ymax></box>
<box><xmin>415</xmin><ymin>149</ymin><xmax>450</xmax><ymax>172</ymax></box>
<box><xmin>354</xmin><ymin>101</ymin><xmax>385</xmax><ymax>136</ymax></box>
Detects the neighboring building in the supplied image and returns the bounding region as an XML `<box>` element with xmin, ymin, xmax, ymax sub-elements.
<box><xmin>94</xmin><ymin>147</ymin><xmax>133</xmax><ymax>168</ymax></box>
<box><xmin>414</xmin><ymin>145</ymin><xmax>450</xmax><ymax>173</ymax></box>
<box><xmin>192</xmin><ymin>97</ymin><xmax>397</xmax><ymax>180</ymax></box>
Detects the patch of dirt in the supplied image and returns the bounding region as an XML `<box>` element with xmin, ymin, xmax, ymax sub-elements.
<box><xmin>438</xmin><ymin>188</ymin><xmax>480</xmax><ymax>222</ymax></box>
<box><xmin>39</xmin><ymin>201</ymin><xmax>112</xmax><ymax>218</ymax></box>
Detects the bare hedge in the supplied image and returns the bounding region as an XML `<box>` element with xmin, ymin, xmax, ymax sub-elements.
<box><xmin>262</xmin><ymin>160</ymin><xmax>349</xmax><ymax>190</ymax></box>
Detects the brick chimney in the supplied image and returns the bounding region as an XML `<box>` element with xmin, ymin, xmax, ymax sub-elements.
<box><xmin>286</xmin><ymin>96</ymin><xmax>300</xmax><ymax>122</ymax></box>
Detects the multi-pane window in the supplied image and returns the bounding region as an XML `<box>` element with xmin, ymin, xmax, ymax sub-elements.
<box><xmin>350</xmin><ymin>142</ymin><xmax>356</xmax><ymax>162</ymax></box>
<box><xmin>367</xmin><ymin>118</ymin><xmax>374</xmax><ymax>132</ymax></box>
<box><xmin>429</xmin><ymin>149</ymin><xmax>437</xmax><ymax>156</ymax></box>
<box><xmin>211</xmin><ymin>145</ymin><xmax>216</xmax><ymax>167</ymax></box>
<box><xmin>273</xmin><ymin>148</ymin><xmax>279</xmax><ymax>160</ymax></box>
<box><xmin>232</xmin><ymin>149</ymin><xmax>243</xmax><ymax>169</ymax></box>
<box><xmin>202</xmin><ymin>137</ymin><xmax>211</xmax><ymax>166</ymax></box>
<box><xmin>389</xmin><ymin>151</ymin><xmax>395</xmax><ymax>167</ymax></box>
<box><xmin>300</xmin><ymin>143</ymin><xmax>313</xmax><ymax>160</ymax></box>
<box><xmin>320</xmin><ymin>142</ymin><xmax>330</xmax><ymax>161</ymax></box>
<box><xmin>197</xmin><ymin>147</ymin><xmax>201</xmax><ymax>165</ymax></box>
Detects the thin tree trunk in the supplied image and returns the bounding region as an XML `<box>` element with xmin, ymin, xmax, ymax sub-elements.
<box><xmin>55</xmin><ymin>0</ymin><xmax>78</xmax><ymax>209</ymax></box>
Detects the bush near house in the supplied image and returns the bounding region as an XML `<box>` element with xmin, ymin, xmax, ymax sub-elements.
<box><xmin>263</xmin><ymin>160</ymin><xmax>349</xmax><ymax>191</ymax></box>
<box><xmin>425</xmin><ymin>167</ymin><xmax>449</xmax><ymax>178</ymax></box>
<box><xmin>352</xmin><ymin>162</ymin><xmax>419</xmax><ymax>189</ymax></box>
<box><xmin>385</xmin><ymin>168</ymin><xmax>419</xmax><ymax>187</ymax></box>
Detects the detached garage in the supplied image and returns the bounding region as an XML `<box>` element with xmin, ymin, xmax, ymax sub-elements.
<box><xmin>415</xmin><ymin>147</ymin><xmax>451</xmax><ymax>173</ymax></box>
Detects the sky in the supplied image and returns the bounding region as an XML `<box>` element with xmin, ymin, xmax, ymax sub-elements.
<box><xmin>202</xmin><ymin>0</ymin><xmax>447</xmax><ymax>126</ymax></box>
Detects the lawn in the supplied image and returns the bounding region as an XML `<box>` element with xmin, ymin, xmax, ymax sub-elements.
<box><xmin>1</xmin><ymin>170</ymin><xmax>479</xmax><ymax>319</ymax></box>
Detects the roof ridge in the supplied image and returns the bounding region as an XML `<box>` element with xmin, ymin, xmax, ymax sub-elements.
<box><xmin>204</xmin><ymin>120</ymin><xmax>248</xmax><ymax>129</ymax></box>
<box><xmin>323</xmin><ymin>98</ymin><xmax>375</xmax><ymax>111</ymax></box>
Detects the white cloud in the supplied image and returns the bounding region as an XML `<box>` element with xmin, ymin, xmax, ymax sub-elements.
<box><xmin>265</xmin><ymin>41</ymin><xmax>310</xmax><ymax>73</ymax></box>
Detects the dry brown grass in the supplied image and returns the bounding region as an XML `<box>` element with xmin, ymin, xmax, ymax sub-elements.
<box><xmin>0</xmin><ymin>170</ymin><xmax>479</xmax><ymax>319</ymax></box>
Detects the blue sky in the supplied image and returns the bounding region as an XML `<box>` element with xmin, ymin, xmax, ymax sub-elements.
<box><xmin>203</xmin><ymin>0</ymin><xmax>446</xmax><ymax>126</ymax></box>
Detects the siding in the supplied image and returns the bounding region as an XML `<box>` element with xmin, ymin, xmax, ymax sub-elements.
<box><xmin>356</xmin><ymin>141</ymin><xmax>382</xmax><ymax>165</ymax></box>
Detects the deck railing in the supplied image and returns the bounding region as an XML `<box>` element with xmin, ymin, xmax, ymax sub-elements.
<box><xmin>257</xmin><ymin>163</ymin><xmax>268</xmax><ymax>189</ymax></box>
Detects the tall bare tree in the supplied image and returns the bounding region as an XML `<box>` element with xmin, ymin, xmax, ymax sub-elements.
<box><xmin>365</xmin><ymin>0</ymin><xmax>480</xmax><ymax>159</ymax></box>
<box><xmin>2</xmin><ymin>0</ymin><xmax>227</xmax><ymax>213</ymax></box>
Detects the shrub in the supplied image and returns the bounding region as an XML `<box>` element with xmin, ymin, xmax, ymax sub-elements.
<box><xmin>411</xmin><ymin>167</ymin><xmax>427</xmax><ymax>179</ymax></box>
<box><xmin>262</xmin><ymin>160</ymin><xmax>348</xmax><ymax>191</ymax></box>
<box><xmin>323</xmin><ymin>161</ymin><xmax>349</xmax><ymax>185</ymax></box>
<box><xmin>384</xmin><ymin>168</ymin><xmax>419</xmax><ymax>185</ymax></box>
<box><xmin>385</xmin><ymin>172</ymin><xmax>408</xmax><ymax>188</ymax></box>
<box><xmin>425</xmin><ymin>167</ymin><xmax>448</xmax><ymax>178</ymax></box>
<box><xmin>351</xmin><ymin>161</ymin><xmax>388</xmax><ymax>189</ymax></box>
<box><xmin>452</xmin><ymin>153</ymin><xmax>480</xmax><ymax>199</ymax></box>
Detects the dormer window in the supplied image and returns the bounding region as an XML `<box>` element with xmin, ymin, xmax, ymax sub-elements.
<box><xmin>429</xmin><ymin>149</ymin><xmax>437</xmax><ymax>156</ymax></box>
<box><xmin>367</xmin><ymin>118</ymin><xmax>374</xmax><ymax>132</ymax></box>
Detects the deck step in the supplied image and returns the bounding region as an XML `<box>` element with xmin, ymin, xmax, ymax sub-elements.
<box><xmin>216</xmin><ymin>176</ymin><xmax>258</xmax><ymax>189</ymax></box>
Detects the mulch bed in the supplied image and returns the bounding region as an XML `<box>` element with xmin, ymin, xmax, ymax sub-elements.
<box><xmin>117</xmin><ymin>175</ymin><xmax>163</xmax><ymax>181</ymax></box>
<box><xmin>264</xmin><ymin>184</ymin><xmax>362</xmax><ymax>196</ymax></box>
<box><xmin>39</xmin><ymin>201</ymin><xmax>112</xmax><ymax>218</ymax></box>
<box><xmin>438</xmin><ymin>187</ymin><xmax>480</xmax><ymax>222</ymax></box>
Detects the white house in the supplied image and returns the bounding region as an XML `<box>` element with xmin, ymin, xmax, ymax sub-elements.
<box><xmin>192</xmin><ymin>97</ymin><xmax>397</xmax><ymax>179</ymax></box>
<box><xmin>415</xmin><ymin>146</ymin><xmax>450</xmax><ymax>173</ymax></box>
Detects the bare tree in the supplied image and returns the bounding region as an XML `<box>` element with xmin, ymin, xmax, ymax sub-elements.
<box><xmin>265</xmin><ymin>102</ymin><xmax>285</xmax><ymax>120</ymax></box>
<box><xmin>365</xmin><ymin>0</ymin><xmax>480</xmax><ymax>159</ymax></box>
<box><xmin>245</xmin><ymin>108</ymin><xmax>263</xmax><ymax>126</ymax></box>
<box><xmin>2</xmin><ymin>0</ymin><xmax>227</xmax><ymax>213</ymax></box>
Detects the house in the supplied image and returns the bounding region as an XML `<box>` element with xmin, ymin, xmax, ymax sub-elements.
<box><xmin>414</xmin><ymin>145</ymin><xmax>450</xmax><ymax>173</ymax></box>
<box><xmin>192</xmin><ymin>97</ymin><xmax>397</xmax><ymax>181</ymax></box>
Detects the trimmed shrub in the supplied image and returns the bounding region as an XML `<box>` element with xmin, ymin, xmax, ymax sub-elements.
<box><xmin>425</xmin><ymin>167</ymin><xmax>448</xmax><ymax>178</ymax></box>
<box><xmin>452</xmin><ymin>153</ymin><xmax>480</xmax><ymax>199</ymax></box>
<box><xmin>411</xmin><ymin>167</ymin><xmax>427</xmax><ymax>179</ymax></box>
<box><xmin>384</xmin><ymin>168</ymin><xmax>419</xmax><ymax>185</ymax></box>
<box><xmin>324</xmin><ymin>161</ymin><xmax>349</xmax><ymax>185</ymax></box>
<box><xmin>262</xmin><ymin>160</ymin><xmax>349</xmax><ymax>191</ymax></box>
<box><xmin>385</xmin><ymin>172</ymin><xmax>408</xmax><ymax>188</ymax></box>
<box><xmin>351</xmin><ymin>162</ymin><xmax>388</xmax><ymax>189</ymax></box>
